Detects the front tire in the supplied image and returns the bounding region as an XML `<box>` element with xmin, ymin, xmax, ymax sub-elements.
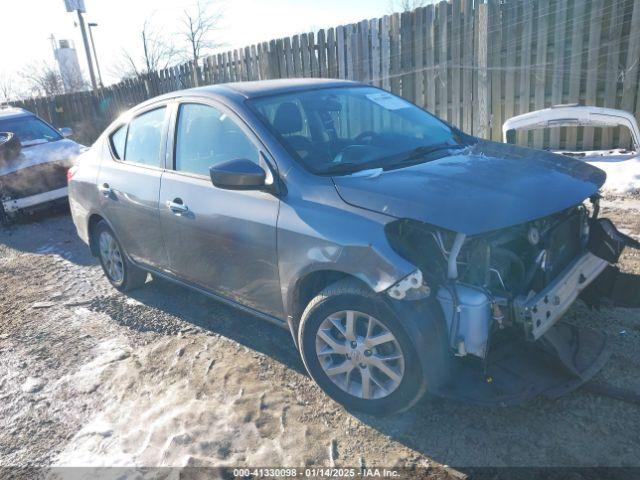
<box><xmin>298</xmin><ymin>279</ymin><xmax>426</xmax><ymax>415</ymax></box>
<box><xmin>95</xmin><ymin>221</ymin><xmax>147</xmax><ymax>292</ymax></box>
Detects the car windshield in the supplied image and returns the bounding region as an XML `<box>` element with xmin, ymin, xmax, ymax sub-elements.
<box><xmin>0</xmin><ymin>115</ymin><xmax>62</xmax><ymax>145</ymax></box>
<box><xmin>249</xmin><ymin>86</ymin><xmax>466</xmax><ymax>175</ymax></box>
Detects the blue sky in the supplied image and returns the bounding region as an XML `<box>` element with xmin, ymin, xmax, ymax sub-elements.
<box><xmin>2</xmin><ymin>0</ymin><xmax>400</xmax><ymax>90</ymax></box>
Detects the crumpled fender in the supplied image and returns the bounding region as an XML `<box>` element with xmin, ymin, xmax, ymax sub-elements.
<box><xmin>581</xmin><ymin>217</ymin><xmax>640</xmax><ymax>308</ymax></box>
<box><xmin>386</xmin><ymin>297</ymin><xmax>452</xmax><ymax>394</ymax></box>
<box><xmin>588</xmin><ymin>217</ymin><xmax>640</xmax><ymax>262</ymax></box>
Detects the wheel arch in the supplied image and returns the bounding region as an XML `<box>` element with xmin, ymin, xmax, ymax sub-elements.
<box><xmin>287</xmin><ymin>268</ymin><xmax>372</xmax><ymax>347</ymax></box>
<box><xmin>292</xmin><ymin>271</ymin><xmax>452</xmax><ymax>395</ymax></box>
<box><xmin>87</xmin><ymin>213</ymin><xmax>120</xmax><ymax>257</ymax></box>
<box><xmin>87</xmin><ymin>213</ymin><xmax>105</xmax><ymax>256</ymax></box>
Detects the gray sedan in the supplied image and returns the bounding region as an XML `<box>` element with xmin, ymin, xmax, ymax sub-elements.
<box><xmin>69</xmin><ymin>79</ymin><xmax>639</xmax><ymax>413</ymax></box>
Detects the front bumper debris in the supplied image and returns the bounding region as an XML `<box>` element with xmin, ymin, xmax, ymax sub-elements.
<box><xmin>514</xmin><ymin>215</ymin><xmax>640</xmax><ymax>340</ymax></box>
<box><xmin>588</xmin><ymin>217</ymin><xmax>640</xmax><ymax>263</ymax></box>
<box><xmin>436</xmin><ymin>212</ymin><xmax>639</xmax><ymax>406</ymax></box>
<box><xmin>437</xmin><ymin>322</ymin><xmax>609</xmax><ymax>406</ymax></box>
<box><xmin>514</xmin><ymin>252</ymin><xmax>608</xmax><ymax>340</ymax></box>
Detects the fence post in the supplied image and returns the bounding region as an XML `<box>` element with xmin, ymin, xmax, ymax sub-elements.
<box><xmin>474</xmin><ymin>2</ymin><xmax>488</xmax><ymax>139</ymax></box>
<box><xmin>566</xmin><ymin>0</ymin><xmax>586</xmax><ymax>150</ymax></box>
<box><xmin>621</xmin><ymin>0</ymin><xmax>640</xmax><ymax>148</ymax></box>
<box><xmin>436</xmin><ymin>1</ymin><xmax>448</xmax><ymax>121</ymax></box>
<box><xmin>450</xmin><ymin>0</ymin><xmax>460</xmax><ymax>128</ymax></box>
<box><xmin>400</xmin><ymin>11</ymin><xmax>414</xmax><ymax>101</ymax></box>
<box><xmin>461</xmin><ymin>0</ymin><xmax>473</xmax><ymax>133</ymax></box>
<box><xmin>583</xmin><ymin>0</ymin><xmax>604</xmax><ymax>150</ymax></box>
<box><xmin>488</xmin><ymin>0</ymin><xmax>503</xmax><ymax>141</ymax></box>
<box><xmin>424</xmin><ymin>5</ymin><xmax>436</xmax><ymax>114</ymax></box>
<box><xmin>549</xmin><ymin>0</ymin><xmax>568</xmax><ymax>148</ymax></box>
<box><xmin>602</xmin><ymin>0</ymin><xmax>624</xmax><ymax>148</ymax></box>
<box><xmin>389</xmin><ymin>13</ymin><xmax>401</xmax><ymax>95</ymax></box>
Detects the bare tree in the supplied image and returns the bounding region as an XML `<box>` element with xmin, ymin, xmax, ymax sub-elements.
<box><xmin>180</xmin><ymin>0</ymin><xmax>224</xmax><ymax>65</ymax></box>
<box><xmin>0</xmin><ymin>73</ymin><xmax>19</xmax><ymax>102</ymax></box>
<box><xmin>21</xmin><ymin>62</ymin><xmax>65</xmax><ymax>97</ymax></box>
<box><xmin>116</xmin><ymin>19</ymin><xmax>178</xmax><ymax>79</ymax></box>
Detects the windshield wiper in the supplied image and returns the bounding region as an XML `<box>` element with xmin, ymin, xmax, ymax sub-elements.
<box><xmin>323</xmin><ymin>142</ymin><xmax>466</xmax><ymax>175</ymax></box>
<box><xmin>323</xmin><ymin>162</ymin><xmax>364</xmax><ymax>175</ymax></box>
<box><xmin>383</xmin><ymin>143</ymin><xmax>465</xmax><ymax>170</ymax></box>
<box><xmin>322</xmin><ymin>160</ymin><xmax>380</xmax><ymax>175</ymax></box>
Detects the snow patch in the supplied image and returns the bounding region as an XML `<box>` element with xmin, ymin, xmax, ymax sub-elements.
<box><xmin>53</xmin><ymin>337</ymin><xmax>319</xmax><ymax>468</ymax></box>
<box><xmin>73</xmin><ymin>307</ymin><xmax>94</xmax><ymax>318</ymax></box>
<box><xmin>588</xmin><ymin>157</ymin><xmax>640</xmax><ymax>193</ymax></box>
<box><xmin>72</xmin><ymin>339</ymin><xmax>131</xmax><ymax>395</ymax></box>
<box><xmin>22</xmin><ymin>377</ymin><xmax>45</xmax><ymax>393</ymax></box>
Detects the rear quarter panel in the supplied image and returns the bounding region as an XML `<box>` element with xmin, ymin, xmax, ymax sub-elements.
<box><xmin>69</xmin><ymin>139</ymin><xmax>105</xmax><ymax>245</ymax></box>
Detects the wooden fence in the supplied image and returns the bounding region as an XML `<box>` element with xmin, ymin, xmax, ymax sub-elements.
<box><xmin>12</xmin><ymin>0</ymin><xmax>640</xmax><ymax>150</ymax></box>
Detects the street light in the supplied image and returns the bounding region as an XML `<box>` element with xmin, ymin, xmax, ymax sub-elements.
<box><xmin>87</xmin><ymin>22</ymin><xmax>103</xmax><ymax>88</ymax></box>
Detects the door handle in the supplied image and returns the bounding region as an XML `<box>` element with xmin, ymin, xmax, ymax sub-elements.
<box><xmin>98</xmin><ymin>183</ymin><xmax>112</xmax><ymax>196</ymax></box>
<box><xmin>166</xmin><ymin>199</ymin><xmax>189</xmax><ymax>213</ymax></box>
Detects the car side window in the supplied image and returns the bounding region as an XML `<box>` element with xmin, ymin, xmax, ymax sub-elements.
<box><xmin>174</xmin><ymin>103</ymin><xmax>259</xmax><ymax>177</ymax></box>
<box><xmin>110</xmin><ymin>125</ymin><xmax>127</xmax><ymax>159</ymax></box>
<box><xmin>124</xmin><ymin>107</ymin><xmax>166</xmax><ymax>167</ymax></box>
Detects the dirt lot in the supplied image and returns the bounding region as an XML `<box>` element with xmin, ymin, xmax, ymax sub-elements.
<box><xmin>0</xmin><ymin>198</ymin><xmax>639</xmax><ymax>477</ymax></box>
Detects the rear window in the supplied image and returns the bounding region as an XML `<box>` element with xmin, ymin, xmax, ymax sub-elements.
<box><xmin>0</xmin><ymin>115</ymin><xmax>62</xmax><ymax>145</ymax></box>
<box><xmin>109</xmin><ymin>107</ymin><xmax>166</xmax><ymax>167</ymax></box>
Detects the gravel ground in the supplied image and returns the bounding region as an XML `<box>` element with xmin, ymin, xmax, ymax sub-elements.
<box><xmin>0</xmin><ymin>199</ymin><xmax>639</xmax><ymax>477</ymax></box>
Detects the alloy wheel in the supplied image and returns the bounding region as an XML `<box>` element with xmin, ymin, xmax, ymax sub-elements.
<box><xmin>99</xmin><ymin>231</ymin><xmax>124</xmax><ymax>284</ymax></box>
<box><xmin>315</xmin><ymin>310</ymin><xmax>405</xmax><ymax>400</ymax></box>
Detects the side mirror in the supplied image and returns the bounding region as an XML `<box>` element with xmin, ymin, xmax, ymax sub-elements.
<box><xmin>59</xmin><ymin>127</ymin><xmax>73</xmax><ymax>138</ymax></box>
<box><xmin>210</xmin><ymin>158</ymin><xmax>267</xmax><ymax>190</ymax></box>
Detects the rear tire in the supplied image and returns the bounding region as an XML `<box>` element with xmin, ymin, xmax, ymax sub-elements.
<box><xmin>298</xmin><ymin>279</ymin><xmax>427</xmax><ymax>415</ymax></box>
<box><xmin>95</xmin><ymin>220</ymin><xmax>147</xmax><ymax>292</ymax></box>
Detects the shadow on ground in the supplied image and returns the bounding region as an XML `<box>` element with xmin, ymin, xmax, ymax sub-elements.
<box><xmin>0</xmin><ymin>207</ymin><xmax>96</xmax><ymax>267</ymax></box>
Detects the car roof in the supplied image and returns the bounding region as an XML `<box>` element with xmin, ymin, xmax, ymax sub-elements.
<box><xmin>109</xmin><ymin>79</ymin><xmax>369</xmax><ymax>127</ymax></box>
<box><xmin>141</xmin><ymin>78</ymin><xmax>364</xmax><ymax>107</ymax></box>
<box><xmin>0</xmin><ymin>106</ymin><xmax>32</xmax><ymax>120</ymax></box>
<box><xmin>213</xmin><ymin>78</ymin><xmax>362</xmax><ymax>98</ymax></box>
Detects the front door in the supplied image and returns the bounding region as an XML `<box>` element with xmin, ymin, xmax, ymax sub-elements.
<box><xmin>98</xmin><ymin>106</ymin><xmax>168</xmax><ymax>270</ymax></box>
<box><xmin>159</xmin><ymin>101</ymin><xmax>283</xmax><ymax>318</ymax></box>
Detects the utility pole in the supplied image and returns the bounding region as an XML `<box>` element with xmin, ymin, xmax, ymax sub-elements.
<box><xmin>76</xmin><ymin>9</ymin><xmax>97</xmax><ymax>90</ymax></box>
<box><xmin>87</xmin><ymin>23</ymin><xmax>103</xmax><ymax>88</ymax></box>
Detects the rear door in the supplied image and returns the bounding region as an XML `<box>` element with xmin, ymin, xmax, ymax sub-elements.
<box><xmin>97</xmin><ymin>105</ymin><xmax>169</xmax><ymax>270</ymax></box>
<box><xmin>159</xmin><ymin>100</ymin><xmax>283</xmax><ymax>318</ymax></box>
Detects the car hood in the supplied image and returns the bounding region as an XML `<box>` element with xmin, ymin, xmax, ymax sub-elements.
<box><xmin>332</xmin><ymin>140</ymin><xmax>606</xmax><ymax>235</ymax></box>
<box><xmin>0</xmin><ymin>139</ymin><xmax>82</xmax><ymax>176</ymax></box>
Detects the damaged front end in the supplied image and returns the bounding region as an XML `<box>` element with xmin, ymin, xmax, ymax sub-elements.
<box><xmin>385</xmin><ymin>197</ymin><xmax>640</xmax><ymax>404</ymax></box>
<box><xmin>0</xmin><ymin>140</ymin><xmax>80</xmax><ymax>225</ymax></box>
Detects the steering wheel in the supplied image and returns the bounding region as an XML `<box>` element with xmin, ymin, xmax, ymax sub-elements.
<box><xmin>354</xmin><ymin>130</ymin><xmax>381</xmax><ymax>144</ymax></box>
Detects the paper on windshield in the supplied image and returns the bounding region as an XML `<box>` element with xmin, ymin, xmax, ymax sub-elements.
<box><xmin>366</xmin><ymin>92</ymin><xmax>412</xmax><ymax>110</ymax></box>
